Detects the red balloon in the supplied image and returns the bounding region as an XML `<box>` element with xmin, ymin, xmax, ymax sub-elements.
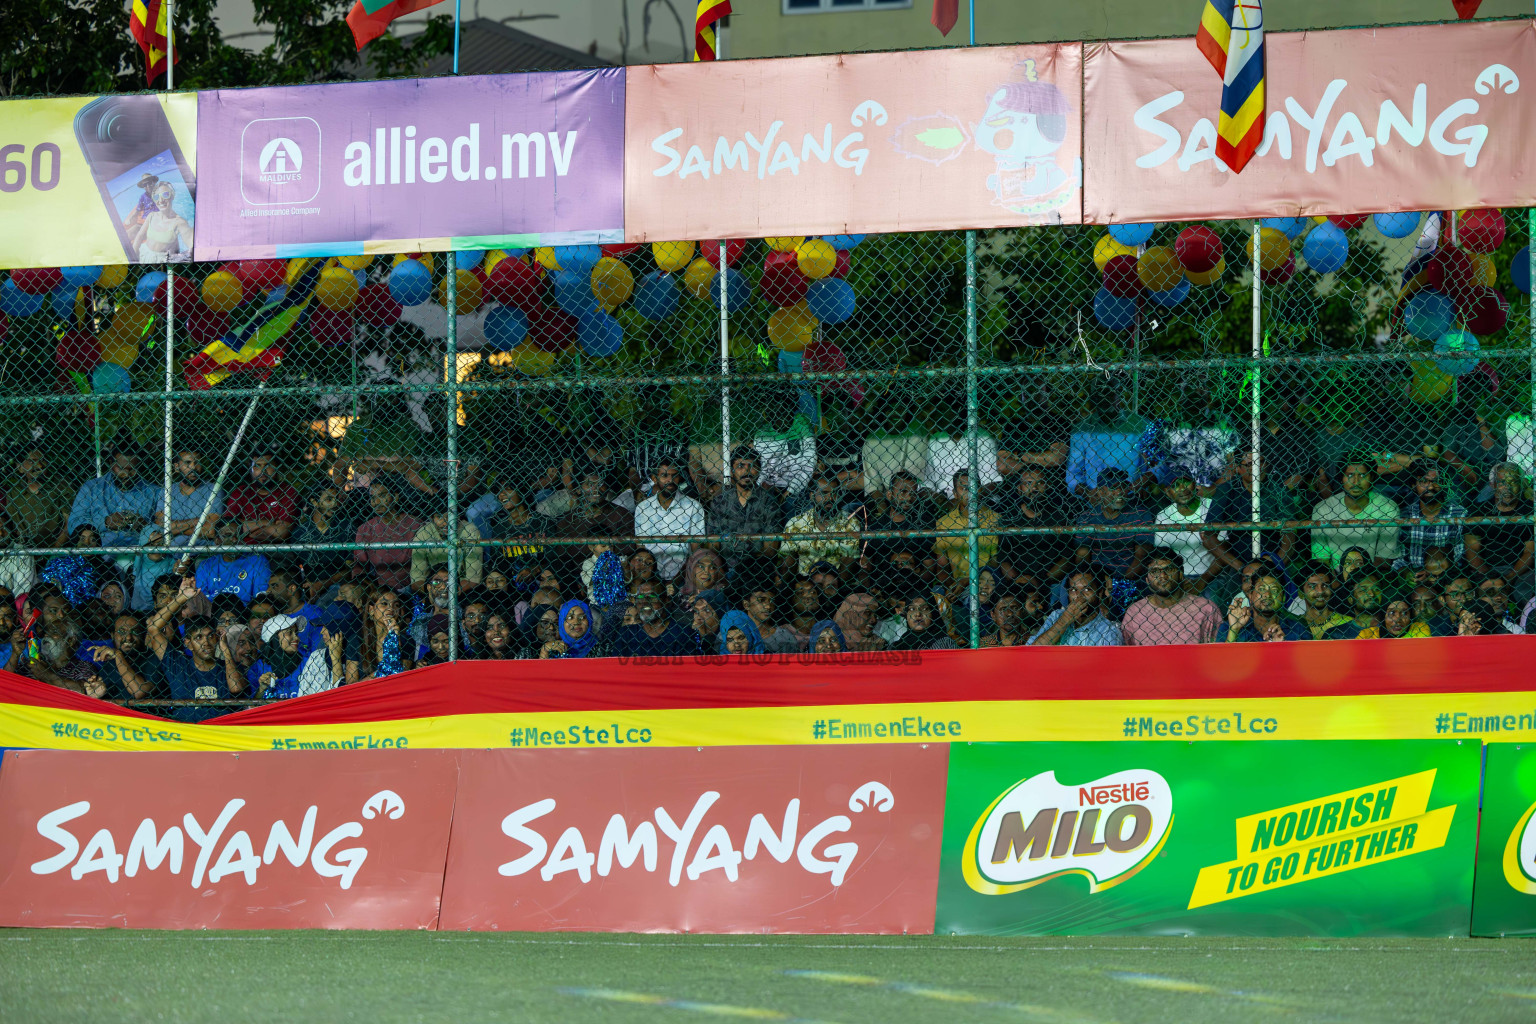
<box><xmin>528</xmin><ymin>304</ymin><xmax>575</xmax><ymax>351</ymax></box>
<box><xmin>1327</xmin><ymin>214</ymin><xmax>1369</xmax><ymax>230</ymax></box>
<box><xmin>700</xmin><ymin>239</ymin><xmax>747</xmax><ymax>269</ymax></box>
<box><xmin>829</xmin><ymin>249</ymin><xmax>852</xmax><ymax>279</ymax></box>
<box><xmin>356</xmin><ymin>282</ymin><xmax>402</xmax><ymax>327</ymax></box>
<box><xmin>484</xmin><ymin>258</ymin><xmax>543</xmax><ymax>313</ymax></box>
<box><xmin>185</xmin><ymin>307</ymin><xmax>230</xmax><ymax>348</ymax></box>
<box><xmin>1458</xmin><ymin>209</ymin><xmax>1506</xmax><ymax>255</ymax></box>
<box><xmin>1463</xmin><ymin>287</ymin><xmax>1509</xmax><ymax>336</ymax></box>
<box><xmin>1425</xmin><ymin>247</ymin><xmax>1477</xmax><ymax>303</ymax></box>
<box><xmin>1102</xmin><ymin>254</ymin><xmax>1143</xmax><ymax>297</ymax></box>
<box><xmin>153</xmin><ymin>274</ymin><xmax>199</xmax><ymax>311</ymax></box>
<box><xmin>235</xmin><ymin>259</ymin><xmax>286</xmax><ymax>293</ymax></box>
<box><xmin>601</xmin><ymin>243</ymin><xmax>641</xmax><ymax>257</ymax></box>
<box><xmin>12</xmin><ymin>267</ymin><xmax>63</xmax><ymax>294</ymax></box>
<box><xmin>759</xmin><ymin>251</ymin><xmax>809</xmax><ymax>307</ymax></box>
<box><xmin>54</xmin><ymin>330</ymin><xmax>100</xmax><ymax>373</ymax></box>
<box><xmin>1174</xmin><ymin>226</ymin><xmax>1222</xmax><ymax>273</ymax></box>
<box><xmin>1261</xmin><ymin>252</ymin><xmax>1296</xmax><ymax>285</ymax></box>
<box><xmin>308</xmin><ymin>305</ymin><xmax>356</xmax><ymax>346</ymax></box>
<box><xmin>0</xmin><ymin>312</ymin><xmax>8</xmax><ymax>342</ymax></box>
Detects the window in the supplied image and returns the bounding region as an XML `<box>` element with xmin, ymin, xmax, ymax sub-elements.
<box><xmin>784</xmin><ymin>0</ymin><xmax>912</xmax><ymax>13</ymax></box>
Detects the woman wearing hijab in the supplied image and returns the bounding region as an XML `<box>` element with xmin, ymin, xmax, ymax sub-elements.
<box><xmin>675</xmin><ymin>549</ymin><xmax>726</xmax><ymax>615</ymax></box>
<box><xmin>808</xmin><ymin>619</ymin><xmax>848</xmax><ymax>654</ymax></box>
<box><xmin>890</xmin><ymin>592</ymin><xmax>957</xmax><ymax>650</ymax></box>
<box><xmin>541</xmin><ymin>598</ymin><xmax>598</xmax><ymax>658</ymax></box>
<box><xmin>833</xmin><ymin>592</ymin><xmax>886</xmax><ymax>652</ymax></box>
<box><xmin>249</xmin><ymin>614</ymin><xmax>344</xmax><ymax>699</ymax></box>
<box><xmin>954</xmin><ymin>566</ymin><xmax>1000</xmax><ymax>637</ymax></box>
<box><xmin>718</xmin><ymin>609</ymin><xmax>765</xmax><ymax>655</ymax></box>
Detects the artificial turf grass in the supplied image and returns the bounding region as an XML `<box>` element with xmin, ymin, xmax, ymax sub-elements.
<box><xmin>1</xmin><ymin>932</ymin><xmax>1533</xmax><ymax>1024</ymax></box>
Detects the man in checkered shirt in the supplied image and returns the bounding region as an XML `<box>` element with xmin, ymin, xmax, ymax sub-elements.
<box><xmin>1397</xmin><ymin>459</ymin><xmax>1465</xmax><ymax>568</ymax></box>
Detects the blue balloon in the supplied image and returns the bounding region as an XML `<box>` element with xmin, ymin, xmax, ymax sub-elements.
<box><xmin>353</xmin><ymin>270</ymin><xmax>367</xmax><ymax>290</ymax></box>
<box><xmin>484</xmin><ymin>306</ymin><xmax>529</xmax><ymax>351</ymax></box>
<box><xmin>822</xmin><ymin>234</ymin><xmax>866</xmax><ymax>250</ymax></box>
<box><xmin>91</xmin><ymin>362</ymin><xmax>131</xmax><ymax>394</ymax></box>
<box><xmin>1108</xmin><ymin>223</ymin><xmax>1156</xmax><ymax>246</ymax></box>
<box><xmin>453</xmin><ymin>249</ymin><xmax>486</xmax><ymax>271</ymax></box>
<box><xmin>51</xmin><ymin>287</ymin><xmax>76</xmax><ymax>317</ymax></box>
<box><xmin>503</xmin><ymin>248</ymin><xmax>530</xmax><ymax>259</ymax></box>
<box><xmin>553</xmin><ymin>244</ymin><xmax>601</xmax><ymax>274</ymax></box>
<box><xmin>777</xmin><ymin>350</ymin><xmax>803</xmax><ymax>374</ymax></box>
<box><xmin>1513</xmin><ymin>246</ymin><xmax>1531</xmax><ymax>295</ymax></box>
<box><xmin>1094</xmin><ymin>288</ymin><xmax>1138</xmax><ymax>331</ymax></box>
<box><xmin>1403</xmin><ymin>290</ymin><xmax>1455</xmax><ymax>340</ymax></box>
<box><xmin>0</xmin><ymin>280</ymin><xmax>46</xmax><ymax>317</ymax></box>
<box><xmin>61</xmin><ymin>265</ymin><xmax>101</xmax><ymax>288</ymax></box>
<box><xmin>1147</xmin><ymin>278</ymin><xmax>1190</xmax><ymax>308</ymax></box>
<box><xmin>708</xmin><ymin>267</ymin><xmax>752</xmax><ymax>314</ymax></box>
<box><xmin>576</xmin><ymin>310</ymin><xmax>624</xmax><ymax>357</ymax></box>
<box><xmin>1434</xmin><ymin>330</ymin><xmax>1482</xmax><ymax>376</ymax></box>
<box><xmin>633</xmin><ymin>271</ymin><xmax>679</xmax><ymax>320</ymax></box>
<box><xmin>805</xmin><ymin>278</ymin><xmax>857</xmax><ymax>324</ymax></box>
<box><xmin>1301</xmin><ymin>221</ymin><xmax>1349</xmax><ymax>275</ymax></box>
<box><xmin>1261</xmin><ymin>217</ymin><xmax>1308</xmax><ymax>239</ymax></box>
<box><xmin>1374</xmin><ymin>211</ymin><xmax>1422</xmax><ymax>239</ymax></box>
<box><xmin>388</xmin><ymin>260</ymin><xmax>432</xmax><ymax>306</ymax></box>
<box><xmin>135</xmin><ymin>271</ymin><xmax>167</xmax><ymax>304</ymax></box>
<box><xmin>551</xmin><ymin>269</ymin><xmax>597</xmax><ymax>316</ymax></box>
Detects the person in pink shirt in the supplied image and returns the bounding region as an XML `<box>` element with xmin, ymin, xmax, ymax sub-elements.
<box><xmin>353</xmin><ymin>480</ymin><xmax>422</xmax><ymax>593</ymax></box>
<box><xmin>1120</xmin><ymin>547</ymin><xmax>1222</xmax><ymax>645</ymax></box>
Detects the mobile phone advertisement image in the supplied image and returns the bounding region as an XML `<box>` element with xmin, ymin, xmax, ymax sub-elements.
<box><xmin>0</xmin><ymin>93</ymin><xmax>197</xmax><ymax>270</ymax></box>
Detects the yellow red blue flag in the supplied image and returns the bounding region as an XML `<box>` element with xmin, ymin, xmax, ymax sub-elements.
<box><xmin>694</xmin><ymin>1</ymin><xmax>732</xmax><ymax>61</ymax></box>
<box><xmin>1196</xmin><ymin>0</ymin><xmax>1265</xmax><ymax>174</ymax></box>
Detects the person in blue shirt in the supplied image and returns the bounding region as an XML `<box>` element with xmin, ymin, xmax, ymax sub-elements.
<box><xmin>194</xmin><ymin>518</ymin><xmax>271</xmax><ymax>604</ymax></box>
<box><xmin>264</xmin><ymin>567</ymin><xmax>325</xmax><ymax>660</ymax></box>
<box><xmin>1066</xmin><ymin>387</ymin><xmax>1150</xmax><ymax>502</ymax></box>
<box><xmin>0</xmin><ymin>599</ymin><xmax>21</xmax><ymax>674</ymax></box>
<box><xmin>247</xmin><ymin>613</ymin><xmax>344</xmax><ymax>699</ymax></box>
<box><xmin>67</xmin><ymin>447</ymin><xmax>159</xmax><ymax>550</ymax></box>
<box><xmin>145</xmin><ymin>577</ymin><xmax>242</xmax><ymax>723</ymax></box>
<box><xmin>154</xmin><ymin>449</ymin><xmax>224</xmax><ymax>546</ymax></box>
<box><xmin>1029</xmin><ymin>565</ymin><xmax>1124</xmax><ymax>646</ymax></box>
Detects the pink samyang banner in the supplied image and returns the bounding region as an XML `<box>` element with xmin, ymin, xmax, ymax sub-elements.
<box><xmin>1083</xmin><ymin>19</ymin><xmax>1536</xmax><ymax>223</ymax></box>
<box><xmin>623</xmin><ymin>44</ymin><xmax>1083</xmax><ymax>242</ymax></box>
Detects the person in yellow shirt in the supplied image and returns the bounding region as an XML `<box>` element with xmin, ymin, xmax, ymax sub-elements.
<box><xmin>934</xmin><ymin>470</ymin><xmax>999</xmax><ymax>586</ymax></box>
<box><xmin>1355</xmin><ymin>598</ymin><xmax>1432</xmax><ymax>639</ymax></box>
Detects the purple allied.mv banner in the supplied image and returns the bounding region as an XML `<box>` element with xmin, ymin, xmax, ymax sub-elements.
<box><xmin>193</xmin><ymin>69</ymin><xmax>625</xmax><ymax>261</ymax></box>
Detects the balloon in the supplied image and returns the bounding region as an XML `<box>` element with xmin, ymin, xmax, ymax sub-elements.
<box><xmin>100</xmin><ymin>301</ymin><xmax>151</xmax><ymax>367</ymax></box>
<box><xmin>388</xmin><ymin>259</ymin><xmax>432</xmax><ymax>306</ymax></box>
<box><xmin>759</xmin><ymin>251</ymin><xmax>809</xmax><ymax>307</ymax></box>
<box><xmin>1469</xmin><ymin>254</ymin><xmax>1496</xmax><ymax>289</ymax></box>
<box><xmin>51</xmin><ymin>287</ymin><xmax>77</xmax><ymax>318</ymax></box>
<box><xmin>389</xmin><ymin>253</ymin><xmax>434</xmax><ymax>273</ymax></box>
<box><xmin>765</xmin><ymin>236</ymin><xmax>804</xmax><ymax>252</ymax></box>
<box><xmin>528</xmin><ymin>304</ymin><xmax>576</xmax><ymax>351</ymax></box>
<box><xmin>1513</xmin><ymin>247</ymin><xmax>1531</xmax><ymax>294</ymax></box>
<box><xmin>1300</xmin><ymin>221</ymin><xmax>1349</xmax><ymax>274</ymax></box>
<box><xmin>1434</xmin><ymin>330</ymin><xmax>1482</xmax><ymax>375</ymax></box>
<box><xmin>1135</xmin><ymin>246</ymin><xmax>1182</xmax><ymax>292</ymax></box>
<box><xmin>1373</xmin><ymin>211</ymin><xmax>1422</xmax><ymax>238</ymax></box>
<box><xmin>153</xmin><ymin>274</ymin><xmax>196</xmax><ymax>309</ymax></box>
<box><xmin>357</xmin><ymin>282</ymin><xmax>402</xmax><ymax>327</ymax></box>
<box><xmin>307</xmin><ymin>305</ymin><xmax>355</xmax><ymax>346</ymax></box>
<box><xmin>0</xmin><ymin>280</ymin><xmax>46</xmax><ymax>316</ymax></box>
<box><xmin>1408</xmin><ymin>360</ymin><xmax>1454</xmax><ymax>404</ymax></box>
<box><xmin>1147</xmin><ymin>278</ymin><xmax>1190</xmax><ymax>307</ymax></box>
<box><xmin>436</xmin><ymin>268</ymin><xmax>482</xmax><ymax>314</ymax></box>
<box><xmin>633</xmin><ymin>271</ymin><xmax>680</xmax><ymax>320</ymax></box>
<box><xmin>533</xmin><ymin>247</ymin><xmax>562</xmax><ymax>271</ymax></box>
<box><xmin>551</xmin><ymin>268</ymin><xmax>598</xmax><ymax>316</ymax></box>
<box><xmin>481</xmin><ymin>250</ymin><xmax>511</xmax><ymax>275</ymax></box>
<box><xmin>11</xmin><ymin>267</ymin><xmax>62</xmax><ymax>294</ymax></box>
<box><xmin>768</xmin><ymin>302</ymin><xmax>819</xmax><ymax>352</ymax></box>
<box><xmin>1403</xmin><ymin>290</ymin><xmax>1455</xmax><ymax>340</ymax></box>
<box><xmin>700</xmin><ymin>238</ymin><xmax>746</xmax><ymax>269</ymax></box>
<box><xmin>681</xmin><ymin>258</ymin><xmax>715</xmax><ymax>299</ymax></box>
<box><xmin>484</xmin><ymin>257</ymin><xmax>543</xmax><ymax>312</ymax></box>
<box><xmin>1458</xmin><ymin>209</ymin><xmax>1505</xmax><ymax>254</ymax></box>
<box><xmin>1462</xmin><ymin>287</ymin><xmax>1508</xmax><ymax>336</ymax></box>
<box><xmin>601</xmin><ymin>242</ymin><xmax>641</xmax><ymax>258</ymax></box>
<box><xmin>829</xmin><ymin>249</ymin><xmax>852</xmax><ymax>279</ymax></box>
<box><xmin>592</xmin><ymin>256</ymin><xmax>636</xmax><ymax>307</ymax></box>
<box><xmin>1094</xmin><ymin>234</ymin><xmax>1138</xmax><ymax>271</ymax></box>
<box><xmin>91</xmin><ymin>362</ymin><xmax>130</xmax><ymax>394</ymax></box>
<box><xmin>1260</xmin><ymin>217</ymin><xmax>1307</xmax><ymax>238</ymax></box>
<box><xmin>1247</xmin><ymin>227</ymin><xmax>1291</xmax><ymax>271</ymax></box>
<box><xmin>1261</xmin><ymin>253</ymin><xmax>1296</xmax><ymax>285</ymax></box>
<box><xmin>1424</xmin><ymin>247</ymin><xmax>1477</xmax><ymax>302</ymax></box>
<box><xmin>709</xmin><ymin>267</ymin><xmax>752</xmax><ymax>313</ymax></box>
<box><xmin>284</xmin><ymin>257</ymin><xmax>318</xmax><ymax>287</ymax></box>
<box><xmin>452</xmin><ymin>249</ymin><xmax>485</xmax><ymax>271</ymax></box>
<box><xmin>796</xmin><ymin>238</ymin><xmax>837</xmax><ymax>279</ymax></box>
<box><xmin>1102</xmin><ymin>254</ymin><xmax>1143</xmax><ymax>297</ymax></box>
<box><xmin>337</xmin><ymin>254</ymin><xmax>373</xmax><ymax>271</ymax></box>
<box><xmin>1174</xmin><ymin>226</ymin><xmax>1223</xmax><ymax>273</ymax></box>
<box><xmin>55</xmin><ymin>330</ymin><xmax>100</xmax><ymax>373</ymax></box>
<box><xmin>61</xmin><ymin>266</ymin><xmax>102</xmax><ymax>288</ymax></box>
<box><xmin>1094</xmin><ymin>288</ymin><xmax>1138</xmax><ymax>331</ymax></box>
<box><xmin>200</xmin><ymin>270</ymin><xmax>244</xmax><ymax>312</ymax></box>
<box><xmin>576</xmin><ymin>310</ymin><xmax>624</xmax><ymax>357</ymax></box>
<box><xmin>484</xmin><ymin>306</ymin><xmax>530</xmax><ymax>351</ymax></box>
<box><xmin>806</xmin><ymin>277</ymin><xmax>857</xmax><ymax>323</ymax></box>
<box><xmin>1108</xmin><ymin>223</ymin><xmax>1156</xmax><ymax>246</ymax></box>
<box><xmin>1186</xmin><ymin>258</ymin><xmax>1226</xmax><ymax>286</ymax></box>
<box><xmin>183</xmin><ymin>304</ymin><xmax>227</xmax><ymax>348</ymax></box>
<box><xmin>235</xmin><ymin>259</ymin><xmax>285</xmax><ymax>293</ymax></box>
<box><xmin>97</xmin><ymin>265</ymin><xmax>128</xmax><ymax>290</ymax></box>
<box><xmin>1328</xmin><ymin>214</ymin><xmax>1368</xmax><ymax>230</ymax></box>
<box><xmin>651</xmin><ymin>240</ymin><xmax>695</xmax><ymax>274</ymax></box>
<box><xmin>553</xmin><ymin>244</ymin><xmax>601</xmax><ymax>275</ymax></box>
<box><xmin>506</xmin><ymin>342</ymin><xmax>555</xmax><ymax>377</ymax></box>
<box><xmin>823</xmin><ymin>234</ymin><xmax>866</xmax><ymax>250</ymax></box>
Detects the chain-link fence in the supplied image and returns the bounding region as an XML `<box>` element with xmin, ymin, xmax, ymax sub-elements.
<box><xmin>0</xmin><ymin>210</ymin><xmax>1531</xmax><ymax>716</ymax></box>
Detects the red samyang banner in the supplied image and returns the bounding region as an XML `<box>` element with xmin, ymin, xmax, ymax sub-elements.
<box><xmin>0</xmin><ymin>749</ymin><xmax>459</xmax><ymax>929</ymax></box>
<box><xmin>438</xmin><ymin>745</ymin><xmax>948</xmax><ymax>933</ymax></box>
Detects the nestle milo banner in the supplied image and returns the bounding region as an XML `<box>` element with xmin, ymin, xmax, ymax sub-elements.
<box><xmin>937</xmin><ymin>741</ymin><xmax>1478</xmax><ymax>936</ymax></box>
<box><xmin>1471</xmin><ymin>743</ymin><xmax>1536</xmax><ymax>937</ymax></box>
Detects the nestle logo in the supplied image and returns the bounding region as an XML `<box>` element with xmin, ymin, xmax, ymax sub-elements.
<box><xmin>241</xmin><ymin>117</ymin><xmax>321</xmax><ymax>206</ymax></box>
<box><xmin>1078</xmin><ymin>781</ymin><xmax>1151</xmax><ymax>806</ymax></box>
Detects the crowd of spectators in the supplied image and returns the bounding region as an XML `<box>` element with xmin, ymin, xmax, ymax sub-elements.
<box><xmin>1</xmin><ymin>388</ymin><xmax>1531</xmax><ymax>719</ymax></box>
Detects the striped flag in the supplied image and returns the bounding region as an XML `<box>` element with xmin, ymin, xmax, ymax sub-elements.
<box><xmin>693</xmin><ymin>1</ymin><xmax>732</xmax><ymax>61</ymax></box>
<box><xmin>183</xmin><ymin>264</ymin><xmax>322</xmax><ymax>391</ymax></box>
<box><xmin>1195</xmin><ymin>0</ymin><xmax>1265</xmax><ymax>174</ymax></box>
<box><xmin>129</xmin><ymin>0</ymin><xmax>175</xmax><ymax>85</ymax></box>
<box><xmin>347</xmin><ymin>0</ymin><xmax>448</xmax><ymax>51</ymax></box>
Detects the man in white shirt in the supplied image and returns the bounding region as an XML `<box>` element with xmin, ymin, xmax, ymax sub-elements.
<box><xmin>632</xmin><ymin>456</ymin><xmax>704</xmax><ymax>581</ymax></box>
<box><xmin>1153</xmin><ymin>470</ymin><xmax>1221</xmax><ymax>593</ymax></box>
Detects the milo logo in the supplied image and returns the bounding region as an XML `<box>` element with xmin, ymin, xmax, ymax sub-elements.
<box><xmin>961</xmin><ymin>770</ymin><xmax>1173</xmax><ymax>895</ymax></box>
<box><xmin>1503</xmin><ymin>799</ymin><xmax>1536</xmax><ymax>895</ymax></box>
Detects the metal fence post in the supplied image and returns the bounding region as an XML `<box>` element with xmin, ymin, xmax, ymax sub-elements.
<box><xmin>1250</xmin><ymin>222</ymin><xmax>1263</xmax><ymax>560</ymax></box>
<box><xmin>965</xmin><ymin>229</ymin><xmax>980</xmax><ymax>649</ymax></box>
<box><xmin>445</xmin><ymin>252</ymin><xmax>460</xmax><ymax>662</ymax></box>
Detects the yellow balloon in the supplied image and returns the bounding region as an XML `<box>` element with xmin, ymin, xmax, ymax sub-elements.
<box><xmin>592</xmin><ymin>257</ymin><xmax>635</xmax><ymax>308</ymax></box>
<box><xmin>200</xmin><ymin>270</ymin><xmax>244</xmax><ymax>313</ymax></box>
<box><xmin>316</xmin><ymin>266</ymin><xmax>361</xmax><ymax>310</ymax></box>
<box><xmin>508</xmin><ymin>343</ymin><xmax>554</xmax><ymax>377</ymax></box>
<box><xmin>97</xmin><ymin>264</ymin><xmax>128</xmax><ymax>290</ymax></box>
<box><xmin>391</xmin><ymin>253</ymin><xmax>435</xmax><ymax>273</ymax></box>
<box><xmin>652</xmin><ymin>240</ymin><xmax>695</xmax><ymax>274</ymax></box>
<box><xmin>1470</xmin><ymin>253</ymin><xmax>1496</xmax><ymax>288</ymax></box>
<box><xmin>100</xmin><ymin>301</ymin><xmax>152</xmax><ymax>368</ymax></box>
<box><xmin>285</xmin><ymin>258</ymin><xmax>315</xmax><ymax>287</ymax></box>
<box><xmin>768</xmin><ymin>302</ymin><xmax>819</xmax><ymax>353</ymax></box>
<box><xmin>1408</xmin><ymin>359</ymin><xmax>1453</xmax><ymax>404</ymax></box>
<box><xmin>797</xmin><ymin>239</ymin><xmax>837</xmax><ymax>280</ymax></box>
<box><xmin>337</xmin><ymin>254</ymin><xmax>373</xmax><ymax>271</ymax></box>
<box><xmin>436</xmin><ymin>269</ymin><xmax>482</xmax><ymax>314</ymax></box>
<box><xmin>1093</xmin><ymin>234</ymin><xmax>1137</xmax><ymax>272</ymax></box>
<box><xmin>1135</xmin><ymin>246</ymin><xmax>1183</xmax><ymax>292</ymax></box>
<box><xmin>482</xmin><ymin>249</ymin><xmax>510</xmax><ymax>274</ymax></box>
<box><xmin>1247</xmin><ymin>227</ymin><xmax>1291</xmax><ymax>272</ymax></box>
<box><xmin>681</xmin><ymin>258</ymin><xmax>716</xmax><ymax>299</ymax></box>
<box><xmin>534</xmin><ymin>247</ymin><xmax>562</xmax><ymax>271</ymax></box>
<box><xmin>766</xmin><ymin>236</ymin><xmax>804</xmax><ymax>253</ymax></box>
<box><xmin>1185</xmin><ymin>258</ymin><xmax>1226</xmax><ymax>286</ymax></box>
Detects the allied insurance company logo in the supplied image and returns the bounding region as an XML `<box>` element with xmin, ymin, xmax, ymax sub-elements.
<box><xmin>961</xmin><ymin>769</ymin><xmax>1173</xmax><ymax>895</ymax></box>
<box><xmin>1504</xmin><ymin>798</ymin><xmax>1536</xmax><ymax>895</ymax></box>
<box><xmin>240</xmin><ymin>116</ymin><xmax>322</xmax><ymax>206</ymax></box>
